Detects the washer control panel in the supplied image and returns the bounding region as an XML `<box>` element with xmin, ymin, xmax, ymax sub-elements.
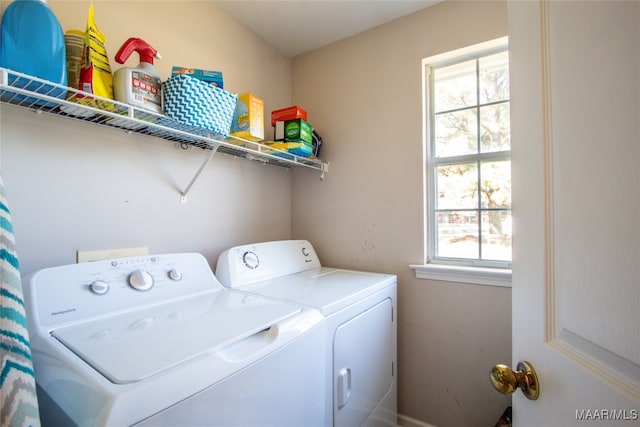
<box><xmin>24</xmin><ymin>253</ymin><xmax>220</xmax><ymax>329</ymax></box>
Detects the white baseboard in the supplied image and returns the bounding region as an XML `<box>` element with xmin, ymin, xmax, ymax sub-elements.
<box><xmin>397</xmin><ymin>413</ymin><xmax>438</xmax><ymax>427</ymax></box>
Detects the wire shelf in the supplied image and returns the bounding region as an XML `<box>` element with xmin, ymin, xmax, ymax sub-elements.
<box><xmin>0</xmin><ymin>68</ymin><xmax>328</xmax><ymax>174</ymax></box>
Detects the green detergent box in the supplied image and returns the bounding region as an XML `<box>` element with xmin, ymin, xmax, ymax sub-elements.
<box><xmin>285</xmin><ymin>118</ymin><xmax>313</xmax><ymax>144</ymax></box>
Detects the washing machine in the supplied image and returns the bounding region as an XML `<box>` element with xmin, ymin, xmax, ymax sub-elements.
<box><xmin>22</xmin><ymin>253</ymin><xmax>327</xmax><ymax>427</ymax></box>
<box><xmin>216</xmin><ymin>240</ymin><xmax>398</xmax><ymax>427</ymax></box>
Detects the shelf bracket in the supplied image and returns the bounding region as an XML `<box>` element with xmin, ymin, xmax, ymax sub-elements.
<box><xmin>320</xmin><ymin>162</ymin><xmax>329</xmax><ymax>181</ymax></box>
<box><xmin>180</xmin><ymin>144</ymin><xmax>219</xmax><ymax>203</ymax></box>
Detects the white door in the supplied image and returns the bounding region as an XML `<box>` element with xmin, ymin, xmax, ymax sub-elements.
<box><xmin>507</xmin><ymin>1</ymin><xmax>639</xmax><ymax>425</ymax></box>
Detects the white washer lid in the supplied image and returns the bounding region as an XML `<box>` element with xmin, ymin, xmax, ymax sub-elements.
<box><xmin>52</xmin><ymin>289</ymin><xmax>301</xmax><ymax>384</ymax></box>
<box><xmin>234</xmin><ymin>267</ymin><xmax>396</xmax><ymax>315</ymax></box>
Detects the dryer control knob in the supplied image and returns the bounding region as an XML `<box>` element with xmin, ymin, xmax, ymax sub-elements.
<box><xmin>243</xmin><ymin>251</ymin><xmax>260</xmax><ymax>269</ymax></box>
<box><xmin>129</xmin><ymin>270</ymin><xmax>154</xmax><ymax>291</ymax></box>
<box><xmin>90</xmin><ymin>280</ymin><xmax>110</xmax><ymax>295</ymax></box>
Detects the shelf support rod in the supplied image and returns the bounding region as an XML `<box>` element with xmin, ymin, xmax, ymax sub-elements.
<box><xmin>180</xmin><ymin>144</ymin><xmax>219</xmax><ymax>203</ymax></box>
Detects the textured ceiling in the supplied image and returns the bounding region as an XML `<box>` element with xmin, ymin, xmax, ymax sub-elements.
<box><xmin>213</xmin><ymin>0</ymin><xmax>441</xmax><ymax>57</ymax></box>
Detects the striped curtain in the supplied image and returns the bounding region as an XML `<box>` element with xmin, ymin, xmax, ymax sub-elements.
<box><xmin>0</xmin><ymin>174</ymin><xmax>40</xmax><ymax>427</ymax></box>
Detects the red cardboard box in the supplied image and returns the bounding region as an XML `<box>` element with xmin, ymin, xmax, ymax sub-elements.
<box><xmin>271</xmin><ymin>105</ymin><xmax>307</xmax><ymax>127</ymax></box>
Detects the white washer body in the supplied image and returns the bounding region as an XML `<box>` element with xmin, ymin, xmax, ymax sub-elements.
<box><xmin>23</xmin><ymin>253</ymin><xmax>327</xmax><ymax>426</ymax></box>
<box><xmin>216</xmin><ymin>240</ymin><xmax>398</xmax><ymax>427</ymax></box>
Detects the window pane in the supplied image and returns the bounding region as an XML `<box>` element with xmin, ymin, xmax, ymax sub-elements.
<box><xmin>480</xmin><ymin>160</ymin><xmax>511</xmax><ymax>208</ymax></box>
<box><xmin>481</xmin><ymin>211</ymin><xmax>512</xmax><ymax>261</ymax></box>
<box><xmin>436</xmin><ymin>211</ymin><xmax>479</xmax><ymax>259</ymax></box>
<box><xmin>433</xmin><ymin>60</ymin><xmax>477</xmax><ymax>112</ymax></box>
<box><xmin>427</xmin><ymin>45</ymin><xmax>511</xmax><ymax>266</ymax></box>
<box><xmin>479</xmin><ymin>103</ymin><xmax>510</xmax><ymax>153</ymax></box>
<box><xmin>479</xmin><ymin>51</ymin><xmax>509</xmax><ymax>104</ymax></box>
<box><xmin>435</xmin><ymin>109</ymin><xmax>478</xmax><ymax>157</ymax></box>
<box><xmin>436</xmin><ymin>163</ymin><xmax>478</xmax><ymax>209</ymax></box>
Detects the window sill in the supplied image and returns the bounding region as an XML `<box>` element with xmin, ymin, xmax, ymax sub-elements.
<box><xmin>409</xmin><ymin>263</ymin><xmax>512</xmax><ymax>287</ymax></box>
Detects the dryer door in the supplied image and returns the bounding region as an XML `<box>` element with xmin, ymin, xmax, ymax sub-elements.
<box><xmin>333</xmin><ymin>298</ymin><xmax>394</xmax><ymax>427</ymax></box>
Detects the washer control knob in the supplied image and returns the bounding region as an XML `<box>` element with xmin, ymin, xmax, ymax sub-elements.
<box><xmin>168</xmin><ymin>269</ymin><xmax>182</xmax><ymax>281</ymax></box>
<box><xmin>129</xmin><ymin>270</ymin><xmax>154</xmax><ymax>291</ymax></box>
<box><xmin>242</xmin><ymin>251</ymin><xmax>259</xmax><ymax>269</ymax></box>
<box><xmin>90</xmin><ymin>280</ymin><xmax>110</xmax><ymax>295</ymax></box>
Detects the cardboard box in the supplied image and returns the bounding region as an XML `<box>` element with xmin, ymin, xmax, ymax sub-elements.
<box><xmin>271</xmin><ymin>105</ymin><xmax>307</xmax><ymax>127</ymax></box>
<box><xmin>230</xmin><ymin>92</ymin><xmax>264</xmax><ymax>141</ymax></box>
<box><xmin>171</xmin><ymin>66</ymin><xmax>223</xmax><ymax>88</ymax></box>
<box><xmin>285</xmin><ymin>118</ymin><xmax>313</xmax><ymax>144</ymax></box>
<box><xmin>274</xmin><ymin>121</ymin><xmax>285</xmax><ymax>141</ymax></box>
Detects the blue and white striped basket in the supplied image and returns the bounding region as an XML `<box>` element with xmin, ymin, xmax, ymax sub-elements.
<box><xmin>162</xmin><ymin>75</ymin><xmax>237</xmax><ymax>137</ymax></box>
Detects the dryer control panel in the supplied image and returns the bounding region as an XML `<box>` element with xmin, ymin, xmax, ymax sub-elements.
<box><xmin>24</xmin><ymin>253</ymin><xmax>221</xmax><ymax>329</ymax></box>
<box><xmin>216</xmin><ymin>240</ymin><xmax>321</xmax><ymax>287</ymax></box>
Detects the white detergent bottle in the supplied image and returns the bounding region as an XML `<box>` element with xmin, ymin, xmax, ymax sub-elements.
<box><xmin>113</xmin><ymin>37</ymin><xmax>162</xmax><ymax>113</ymax></box>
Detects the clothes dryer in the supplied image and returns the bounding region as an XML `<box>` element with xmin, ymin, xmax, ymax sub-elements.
<box><xmin>216</xmin><ymin>240</ymin><xmax>398</xmax><ymax>427</ymax></box>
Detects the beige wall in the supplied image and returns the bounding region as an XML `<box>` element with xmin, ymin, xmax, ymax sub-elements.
<box><xmin>290</xmin><ymin>1</ymin><xmax>512</xmax><ymax>425</ymax></box>
<box><xmin>0</xmin><ymin>0</ymin><xmax>296</xmax><ymax>275</ymax></box>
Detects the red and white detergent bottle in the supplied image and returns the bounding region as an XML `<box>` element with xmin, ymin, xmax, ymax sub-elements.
<box><xmin>113</xmin><ymin>37</ymin><xmax>162</xmax><ymax>113</ymax></box>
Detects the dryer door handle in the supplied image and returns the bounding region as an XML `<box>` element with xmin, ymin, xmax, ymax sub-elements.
<box><xmin>337</xmin><ymin>367</ymin><xmax>351</xmax><ymax>409</ymax></box>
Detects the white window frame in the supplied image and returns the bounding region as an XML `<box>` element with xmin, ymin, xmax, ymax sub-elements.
<box><xmin>411</xmin><ymin>37</ymin><xmax>512</xmax><ymax>287</ymax></box>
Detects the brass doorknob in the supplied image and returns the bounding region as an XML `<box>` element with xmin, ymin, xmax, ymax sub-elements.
<box><xmin>490</xmin><ymin>361</ymin><xmax>540</xmax><ymax>400</ymax></box>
